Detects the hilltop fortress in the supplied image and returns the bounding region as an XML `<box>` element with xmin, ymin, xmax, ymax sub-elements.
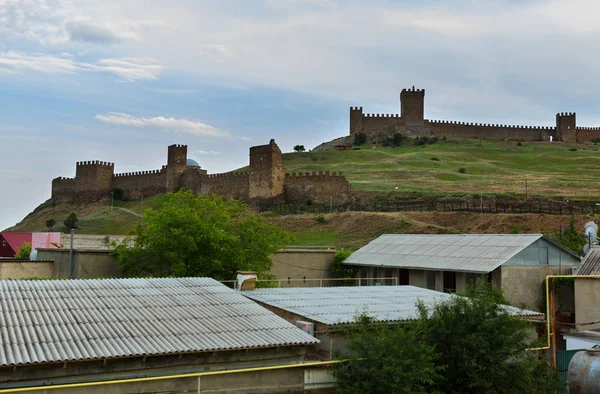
<box><xmin>350</xmin><ymin>87</ymin><xmax>600</xmax><ymax>142</ymax></box>
<box><xmin>52</xmin><ymin>140</ymin><xmax>352</xmax><ymax>206</ymax></box>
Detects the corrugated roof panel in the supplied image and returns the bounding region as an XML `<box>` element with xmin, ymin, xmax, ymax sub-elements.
<box><xmin>0</xmin><ymin>278</ymin><xmax>318</xmax><ymax>367</ymax></box>
<box><xmin>244</xmin><ymin>286</ymin><xmax>542</xmax><ymax>326</ymax></box>
<box><xmin>577</xmin><ymin>248</ymin><xmax>600</xmax><ymax>275</ymax></box>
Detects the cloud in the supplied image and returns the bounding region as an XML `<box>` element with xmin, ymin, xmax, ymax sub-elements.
<box><xmin>66</xmin><ymin>21</ymin><xmax>122</xmax><ymax>45</ymax></box>
<box><xmin>0</xmin><ymin>51</ymin><xmax>163</xmax><ymax>81</ymax></box>
<box><xmin>196</xmin><ymin>150</ymin><xmax>222</xmax><ymax>155</ymax></box>
<box><xmin>94</xmin><ymin>113</ymin><xmax>230</xmax><ymax>138</ymax></box>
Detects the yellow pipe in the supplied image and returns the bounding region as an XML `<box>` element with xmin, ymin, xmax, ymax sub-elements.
<box><xmin>0</xmin><ymin>360</ymin><xmax>344</xmax><ymax>393</ymax></box>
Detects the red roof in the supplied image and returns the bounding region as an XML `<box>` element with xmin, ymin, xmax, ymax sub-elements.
<box><xmin>0</xmin><ymin>232</ymin><xmax>32</xmax><ymax>255</ymax></box>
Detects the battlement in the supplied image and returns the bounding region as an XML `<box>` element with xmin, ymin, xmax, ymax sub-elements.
<box><xmin>114</xmin><ymin>169</ymin><xmax>163</xmax><ymax>178</ymax></box>
<box><xmin>577</xmin><ymin>126</ymin><xmax>600</xmax><ymax>131</ymax></box>
<box><xmin>427</xmin><ymin>119</ymin><xmax>555</xmax><ymax>130</ymax></box>
<box><xmin>401</xmin><ymin>87</ymin><xmax>425</xmax><ymax>93</ymax></box>
<box><xmin>53</xmin><ymin>177</ymin><xmax>75</xmax><ymax>182</ymax></box>
<box><xmin>169</xmin><ymin>144</ymin><xmax>187</xmax><ymax>148</ymax></box>
<box><xmin>204</xmin><ymin>171</ymin><xmax>249</xmax><ymax>179</ymax></box>
<box><xmin>557</xmin><ymin>112</ymin><xmax>576</xmax><ymax>116</ymax></box>
<box><xmin>286</xmin><ymin>171</ymin><xmax>345</xmax><ymax>178</ymax></box>
<box><xmin>350</xmin><ymin>107</ymin><xmax>363</xmax><ymax>111</ymax></box>
<box><xmin>364</xmin><ymin>113</ymin><xmax>400</xmax><ymax>118</ymax></box>
<box><xmin>76</xmin><ymin>160</ymin><xmax>114</xmax><ymax>167</ymax></box>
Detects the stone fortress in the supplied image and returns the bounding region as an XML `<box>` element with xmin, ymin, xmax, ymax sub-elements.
<box><xmin>350</xmin><ymin>87</ymin><xmax>600</xmax><ymax>142</ymax></box>
<box><xmin>51</xmin><ymin>140</ymin><xmax>352</xmax><ymax>206</ymax></box>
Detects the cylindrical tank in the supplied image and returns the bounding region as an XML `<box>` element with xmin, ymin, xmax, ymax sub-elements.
<box><xmin>569</xmin><ymin>348</ymin><xmax>600</xmax><ymax>394</ymax></box>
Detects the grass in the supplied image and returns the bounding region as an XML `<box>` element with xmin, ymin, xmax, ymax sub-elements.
<box><xmin>283</xmin><ymin>138</ymin><xmax>600</xmax><ymax>198</ymax></box>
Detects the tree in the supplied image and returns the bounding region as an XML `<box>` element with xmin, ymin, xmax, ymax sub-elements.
<box><xmin>334</xmin><ymin>314</ymin><xmax>442</xmax><ymax>394</ymax></box>
<box><xmin>415</xmin><ymin>284</ymin><xmax>561</xmax><ymax>394</ymax></box>
<box><xmin>293</xmin><ymin>145</ymin><xmax>305</xmax><ymax>152</ymax></box>
<box><xmin>63</xmin><ymin>212</ymin><xmax>79</xmax><ymax>230</ymax></box>
<box><xmin>353</xmin><ymin>132</ymin><xmax>367</xmax><ymax>146</ymax></box>
<box><xmin>111</xmin><ymin>190</ymin><xmax>293</xmax><ymax>280</ymax></box>
<box><xmin>559</xmin><ymin>218</ymin><xmax>585</xmax><ymax>255</ymax></box>
<box><xmin>14</xmin><ymin>242</ymin><xmax>32</xmax><ymax>259</ymax></box>
<box><xmin>45</xmin><ymin>218</ymin><xmax>56</xmax><ymax>231</ymax></box>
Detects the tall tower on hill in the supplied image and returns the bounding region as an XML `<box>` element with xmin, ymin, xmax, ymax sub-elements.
<box><xmin>248</xmin><ymin>139</ymin><xmax>286</xmax><ymax>203</ymax></box>
<box><xmin>166</xmin><ymin>144</ymin><xmax>187</xmax><ymax>192</ymax></box>
<box><xmin>400</xmin><ymin>87</ymin><xmax>425</xmax><ymax>123</ymax></box>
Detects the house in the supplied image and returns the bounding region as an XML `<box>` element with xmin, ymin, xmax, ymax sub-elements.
<box><xmin>0</xmin><ymin>277</ymin><xmax>318</xmax><ymax>392</ymax></box>
<box><xmin>343</xmin><ymin>234</ymin><xmax>581</xmax><ymax>311</ymax></box>
<box><xmin>573</xmin><ymin>247</ymin><xmax>600</xmax><ymax>331</ymax></box>
<box><xmin>243</xmin><ymin>285</ymin><xmax>542</xmax><ymax>358</ymax></box>
<box><xmin>0</xmin><ymin>232</ymin><xmax>31</xmax><ymax>257</ymax></box>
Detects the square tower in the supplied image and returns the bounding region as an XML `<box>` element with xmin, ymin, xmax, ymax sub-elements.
<box><xmin>556</xmin><ymin>112</ymin><xmax>576</xmax><ymax>142</ymax></box>
<box><xmin>400</xmin><ymin>87</ymin><xmax>425</xmax><ymax>123</ymax></box>
<box><xmin>166</xmin><ymin>144</ymin><xmax>188</xmax><ymax>191</ymax></box>
<box><xmin>74</xmin><ymin>161</ymin><xmax>115</xmax><ymax>202</ymax></box>
<box><xmin>249</xmin><ymin>139</ymin><xmax>286</xmax><ymax>203</ymax></box>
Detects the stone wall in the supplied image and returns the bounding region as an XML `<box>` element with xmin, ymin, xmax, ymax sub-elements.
<box><xmin>576</xmin><ymin>127</ymin><xmax>600</xmax><ymax>142</ymax></box>
<box><xmin>427</xmin><ymin>120</ymin><xmax>554</xmax><ymax>141</ymax></box>
<box><xmin>112</xmin><ymin>169</ymin><xmax>167</xmax><ymax>200</ymax></box>
<box><xmin>51</xmin><ymin>177</ymin><xmax>75</xmax><ymax>202</ymax></box>
<box><xmin>249</xmin><ymin>140</ymin><xmax>286</xmax><ymax>203</ymax></box>
<box><xmin>74</xmin><ymin>161</ymin><xmax>114</xmax><ymax>203</ymax></box>
<box><xmin>285</xmin><ymin>171</ymin><xmax>352</xmax><ymax>205</ymax></box>
<box><xmin>201</xmin><ymin>172</ymin><xmax>250</xmax><ymax>200</ymax></box>
<box><xmin>270</xmin><ymin>248</ymin><xmax>336</xmax><ymax>284</ymax></box>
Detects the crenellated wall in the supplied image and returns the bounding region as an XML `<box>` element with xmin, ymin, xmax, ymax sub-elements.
<box><xmin>112</xmin><ymin>169</ymin><xmax>167</xmax><ymax>199</ymax></box>
<box><xmin>74</xmin><ymin>161</ymin><xmax>115</xmax><ymax>203</ymax></box>
<box><xmin>201</xmin><ymin>172</ymin><xmax>250</xmax><ymax>200</ymax></box>
<box><xmin>427</xmin><ymin>120</ymin><xmax>555</xmax><ymax>141</ymax></box>
<box><xmin>51</xmin><ymin>177</ymin><xmax>76</xmax><ymax>202</ymax></box>
<box><xmin>285</xmin><ymin>171</ymin><xmax>352</xmax><ymax>205</ymax></box>
<box><xmin>576</xmin><ymin>127</ymin><xmax>600</xmax><ymax>142</ymax></box>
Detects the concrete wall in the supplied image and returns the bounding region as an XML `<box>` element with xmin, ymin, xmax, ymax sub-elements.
<box><xmin>575</xmin><ymin>278</ymin><xmax>600</xmax><ymax>331</ymax></box>
<box><xmin>0</xmin><ymin>261</ymin><xmax>54</xmax><ymax>279</ymax></box>
<box><xmin>285</xmin><ymin>172</ymin><xmax>352</xmax><ymax>205</ymax></box>
<box><xmin>59</xmin><ymin>234</ymin><xmax>128</xmax><ymax>250</ymax></box>
<box><xmin>504</xmin><ymin>238</ymin><xmax>581</xmax><ymax>267</ymax></box>
<box><xmin>269</xmin><ymin>248</ymin><xmax>335</xmax><ymax>285</ymax></box>
<box><xmin>36</xmin><ymin>248</ymin><xmax>122</xmax><ymax>279</ymax></box>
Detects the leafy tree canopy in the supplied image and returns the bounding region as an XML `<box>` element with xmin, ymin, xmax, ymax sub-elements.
<box><xmin>111</xmin><ymin>190</ymin><xmax>293</xmax><ymax>280</ymax></box>
<box><xmin>45</xmin><ymin>218</ymin><xmax>56</xmax><ymax>231</ymax></box>
<box><xmin>63</xmin><ymin>212</ymin><xmax>79</xmax><ymax>230</ymax></box>
<box><xmin>14</xmin><ymin>242</ymin><xmax>32</xmax><ymax>259</ymax></box>
<box><xmin>293</xmin><ymin>145</ymin><xmax>305</xmax><ymax>152</ymax></box>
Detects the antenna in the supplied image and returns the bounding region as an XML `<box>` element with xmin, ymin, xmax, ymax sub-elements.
<box><xmin>583</xmin><ymin>221</ymin><xmax>598</xmax><ymax>254</ymax></box>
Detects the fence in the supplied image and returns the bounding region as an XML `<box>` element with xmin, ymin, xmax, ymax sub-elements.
<box><xmin>220</xmin><ymin>277</ymin><xmax>399</xmax><ymax>289</ymax></box>
<box><xmin>257</xmin><ymin>201</ymin><xmax>600</xmax><ymax>216</ymax></box>
<box><xmin>557</xmin><ymin>349</ymin><xmax>580</xmax><ymax>394</ymax></box>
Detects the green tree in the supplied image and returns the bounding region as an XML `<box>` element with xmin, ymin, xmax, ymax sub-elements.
<box><xmin>415</xmin><ymin>284</ymin><xmax>560</xmax><ymax>394</ymax></box>
<box><xmin>331</xmin><ymin>248</ymin><xmax>353</xmax><ymax>278</ymax></box>
<box><xmin>333</xmin><ymin>314</ymin><xmax>442</xmax><ymax>394</ymax></box>
<box><xmin>559</xmin><ymin>218</ymin><xmax>585</xmax><ymax>255</ymax></box>
<box><xmin>111</xmin><ymin>190</ymin><xmax>292</xmax><ymax>280</ymax></box>
<box><xmin>14</xmin><ymin>242</ymin><xmax>32</xmax><ymax>259</ymax></box>
<box><xmin>293</xmin><ymin>145</ymin><xmax>305</xmax><ymax>152</ymax></box>
<box><xmin>63</xmin><ymin>212</ymin><xmax>79</xmax><ymax>230</ymax></box>
<box><xmin>45</xmin><ymin>218</ymin><xmax>56</xmax><ymax>231</ymax></box>
<box><xmin>353</xmin><ymin>132</ymin><xmax>367</xmax><ymax>146</ymax></box>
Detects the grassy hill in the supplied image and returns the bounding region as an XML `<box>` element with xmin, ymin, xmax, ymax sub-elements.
<box><xmin>282</xmin><ymin>138</ymin><xmax>600</xmax><ymax>198</ymax></box>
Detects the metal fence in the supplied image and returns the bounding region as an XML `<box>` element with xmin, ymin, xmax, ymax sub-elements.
<box><xmin>557</xmin><ymin>349</ymin><xmax>580</xmax><ymax>394</ymax></box>
<box><xmin>257</xmin><ymin>201</ymin><xmax>600</xmax><ymax>216</ymax></box>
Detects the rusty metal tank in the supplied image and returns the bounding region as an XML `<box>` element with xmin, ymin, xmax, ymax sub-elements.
<box><xmin>568</xmin><ymin>347</ymin><xmax>600</xmax><ymax>394</ymax></box>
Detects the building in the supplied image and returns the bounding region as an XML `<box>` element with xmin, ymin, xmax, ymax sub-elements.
<box><xmin>0</xmin><ymin>232</ymin><xmax>30</xmax><ymax>257</ymax></box>
<box><xmin>350</xmin><ymin>87</ymin><xmax>600</xmax><ymax>142</ymax></box>
<box><xmin>0</xmin><ymin>277</ymin><xmax>319</xmax><ymax>392</ymax></box>
<box><xmin>343</xmin><ymin>234</ymin><xmax>581</xmax><ymax>311</ymax></box>
<box><xmin>573</xmin><ymin>247</ymin><xmax>600</xmax><ymax>331</ymax></box>
<box><xmin>243</xmin><ymin>285</ymin><xmax>542</xmax><ymax>358</ymax></box>
<box><xmin>52</xmin><ymin>140</ymin><xmax>353</xmax><ymax>206</ymax></box>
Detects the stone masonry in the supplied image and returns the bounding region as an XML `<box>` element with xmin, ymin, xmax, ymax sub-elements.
<box><xmin>350</xmin><ymin>87</ymin><xmax>600</xmax><ymax>142</ymax></box>
<box><xmin>51</xmin><ymin>140</ymin><xmax>353</xmax><ymax>206</ymax></box>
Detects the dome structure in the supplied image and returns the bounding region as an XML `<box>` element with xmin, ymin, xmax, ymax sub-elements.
<box><xmin>186</xmin><ymin>158</ymin><xmax>201</xmax><ymax>167</ymax></box>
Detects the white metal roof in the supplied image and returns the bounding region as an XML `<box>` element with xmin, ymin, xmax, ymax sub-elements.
<box><xmin>344</xmin><ymin>234</ymin><xmax>549</xmax><ymax>273</ymax></box>
<box><xmin>243</xmin><ymin>286</ymin><xmax>542</xmax><ymax>326</ymax></box>
<box><xmin>0</xmin><ymin>278</ymin><xmax>318</xmax><ymax>367</ymax></box>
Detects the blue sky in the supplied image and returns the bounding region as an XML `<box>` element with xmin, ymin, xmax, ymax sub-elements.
<box><xmin>2</xmin><ymin>0</ymin><xmax>600</xmax><ymax>230</ymax></box>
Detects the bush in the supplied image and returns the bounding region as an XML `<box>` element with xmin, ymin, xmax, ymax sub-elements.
<box><xmin>517</xmin><ymin>142</ymin><xmax>522</xmax><ymax>146</ymax></box>
<box><xmin>315</xmin><ymin>215</ymin><xmax>326</xmax><ymax>223</ymax></box>
<box><xmin>592</xmin><ymin>138</ymin><xmax>600</xmax><ymax>144</ymax></box>
<box><xmin>332</xmin><ymin>248</ymin><xmax>353</xmax><ymax>278</ymax></box>
<box><xmin>112</xmin><ymin>188</ymin><xmax>125</xmax><ymax>201</ymax></box>
<box><xmin>392</xmin><ymin>133</ymin><xmax>404</xmax><ymax>147</ymax></box>
<box><xmin>352</xmin><ymin>147</ymin><xmax>361</xmax><ymax>150</ymax></box>
<box><xmin>63</xmin><ymin>212</ymin><xmax>79</xmax><ymax>230</ymax></box>
<box><xmin>353</xmin><ymin>132</ymin><xmax>367</xmax><ymax>146</ymax></box>
<box><xmin>14</xmin><ymin>242</ymin><xmax>32</xmax><ymax>259</ymax></box>
<box><xmin>458</xmin><ymin>167</ymin><xmax>466</xmax><ymax>174</ymax></box>
<box><xmin>569</xmin><ymin>148</ymin><xmax>577</xmax><ymax>151</ymax></box>
<box><xmin>430</xmin><ymin>157</ymin><xmax>439</xmax><ymax>161</ymax></box>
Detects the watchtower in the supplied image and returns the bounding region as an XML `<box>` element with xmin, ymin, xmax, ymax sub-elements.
<box><xmin>400</xmin><ymin>87</ymin><xmax>425</xmax><ymax>123</ymax></box>
<box><xmin>349</xmin><ymin>107</ymin><xmax>364</xmax><ymax>136</ymax></box>
<box><xmin>74</xmin><ymin>161</ymin><xmax>115</xmax><ymax>202</ymax></box>
<box><xmin>249</xmin><ymin>139</ymin><xmax>286</xmax><ymax>203</ymax></box>
<box><xmin>556</xmin><ymin>112</ymin><xmax>577</xmax><ymax>142</ymax></box>
<box><xmin>166</xmin><ymin>144</ymin><xmax>188</xmax><ymax>191</ymax></box>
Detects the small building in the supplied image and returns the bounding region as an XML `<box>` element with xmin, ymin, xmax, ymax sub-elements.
<box><xmin>0</xmin><ymin>277</ymin><xmax>318</xmax><ymax>392</ymax></box>
<box><xmin>0</xmin><ymin>232</ymin><xmax>31</xmax><ymax>257</ymax></box>
<box><xmin>574</xmin><ymin>247</ymin><xmax>600</xmax><ymax>331</ymax></box>
<box><xmin>563</xmin><ymin>329</ymin><xmax>600</xmax><ymax>351</ymax></box>
<box><xmin>344</xmin><ymin>234</ymin><xmax>581</xmax><ymax>311</ymax></box>
<box><xmin>243</xmin><ymin>285</ymin><xmax>542</xmax><ymax>358</ymax></box>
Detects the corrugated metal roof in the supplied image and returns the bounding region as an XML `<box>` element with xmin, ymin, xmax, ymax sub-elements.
<box><xmin>0</xmin><ymin>278</ymin><xmax>318</xmax><ymax>367</ymax></box>
<box><xmin>344</xmin><ymin>234</ymin><xmax>548</xmax><ymax>273</ymax></box>
<box><xmin>243</xmin><ymin>286</ymin><xmax>542</xmax><ymax>326</ymax></box>
<box><xmin>577</xmin><ymin>247</ymin><xmax>600</xmax><ymax>275</ymax></box>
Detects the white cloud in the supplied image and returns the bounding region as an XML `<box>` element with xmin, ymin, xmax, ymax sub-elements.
<box><xmin>94</xmin><ymin>112</ymin><xmax>230</xmax><ymax>138</ymax></box>
<box><xmin>0</xmin><ymin>51</ymin><xmax>163</xmax><ymax>81</ymax></box>
<box><xmin>196</xmin><ymin>150</ymin><xmax>222</xmax><ymax>155</ymax></box>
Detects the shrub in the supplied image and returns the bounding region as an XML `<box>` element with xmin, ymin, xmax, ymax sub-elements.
<box><xmin>569</xmin><ymin>148</ymin><xmax>577</xmax><ymax>151</ymax></box>
<box><xmin>112</xmin><ymin>188</ymin><xmax>125</xmax><ymax>201</ymax></box>
<box><xmin>63</xmin><ymin>212</ymin><xmax>79</xmax><ymax>230</ymax></box>
<box><xmin>14</xmin><ymin>242</ymin><xmax>32</xmax><ymax>259</ymax></box>
<box><xmin>392</xmin><ymin>133</ymin><xmax>404</xmax><ymax>147</ymax></box>
<box><xmin>517</xmin><ymin>142</ymin><xmax>522</xmax><ymax>146</ymax></box>
<box><xmin>430</xmin><ymin>157</ymin><xmax>439</xmax><ymax>161</ymax></box>
<box><xmin>458</xmin><ymin>167</ymin><xmax>466</xmax><ymax>174</ymax></box>
<box><xmin>315</xmin><ymin>215</ymin><xmax>326</xmax><ymax>223</ymax></box>
<box><xmin>306</xmin><ymin>199</ymin><xmax>313</xmax><ymax>206</ymax></box>
<box><xmin>352</xmin><ymin>147</ymin><xmax>361</xmax><ymax>150</ymax></box>
<box><xmin>332</xmin><ymin>248</ymin><xmax>353</xmax><ymax>278</ymax></box>
<box><xmin>353</xmin><ymin>132</ymin><xmax>367</xmax><ymax>146</ymax></box>
<box><xmin>592</xmin><ymin>138</ymin><xmax>600</xmax><ymax>144</ymax></box>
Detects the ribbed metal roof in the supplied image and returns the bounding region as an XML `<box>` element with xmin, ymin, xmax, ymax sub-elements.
<box><xmin>0</xmin><ymin>278</ymin><xmax>318</xmax><ymax>367</ymax></box>
<box><xmin>244</xmin><ymin>286</ymin><xmax>542</xmax><ymax>326</ymax></box>
<box><xmin>344</xmin><ymin>234</ymin><xmax>548</xmax><ymax>273</ymax></box>
<box><xmin>577</xmin><ymin>247</ymin><xmax>600</xmax><ymax>275</ymax></box>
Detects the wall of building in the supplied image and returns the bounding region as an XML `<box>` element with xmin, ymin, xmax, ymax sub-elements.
<box><xmin>285</xmin><ymin>172</ymin><xmax>352</xmax><ymax>205</ymax></box>
<box><xmin>575</xmin><ymin>278</ymin><xmax>600</xmax><ymax>331</ymax></box>
<box><xmin>360</xmin><ymin>114</ymin><xmax>402</xmax><ymax>135</ymax></box>
<box><xmin>269</xmin><ymin>248</ymin><xmax>336</xmax><ymax>285</ymax></box>
<box><xmin>0</xmin><ymin>260</ymin><xmax>54</xmax><ymax>279</ymax></box>
<box><xmin>504</xmin><ymin>238</ymin><xmax>581</xmax><ymax>267</ymax></box>
<box><xmin>58</xmin><ymin>234</ymin><xmax>128</xmax><ymax>250</ymax></box>
<box><xmin>500</xmin><ymin>265</ymin><xmax>569</xmax><ymax>311</ymax></box>
<box><xmin>36</xmin><ymin>248</ymin><xmax>122</xmax><ymax>279</ymax></box>
<box><xmin>112</xmin><ymin>169</ymin><xmax>166</xmax><ymax>199</ymax></box>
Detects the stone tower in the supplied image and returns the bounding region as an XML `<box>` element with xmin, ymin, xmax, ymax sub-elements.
<box><xmin>400</xmin><ymin>87</ymin><xmax>425</xmax><ymax>123</ymax></box>
<box><xmin>349</xmin><ymin>107</ymin><xmax>364</xmax><ymax>136</ymax></box>
<box><xmin>74</xmin><ymin>161</ymin><xmax>114</xmax><ymax>202</ymax></box>
<box><xmin>166</xmin><ymin>144</ymin><xmax>187</xmax><ymax>192</ymax></box>
<box><xmin>249</xmin><ymin>139</ymin><xmax>286</xmax><ymax>203</ymax></box>
<box><xmin>556</xmin><ymin>112</ymin><xmax>577</xmax><ymax>142</ymax></box>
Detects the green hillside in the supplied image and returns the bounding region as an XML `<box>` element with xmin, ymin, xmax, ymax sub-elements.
<box><xmin>282</xmin><ymin>138</ymin><xmax>600</xmax><ymax>198</ymax></box>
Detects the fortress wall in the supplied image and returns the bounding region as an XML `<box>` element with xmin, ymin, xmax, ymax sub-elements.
<box><xmin>51</xmin><ymin>177</ymin><xmax>75</xmax><ymax>202</ymax></box>
<box><xmin>112</xmin><ymin>169</ymin><xmax>166</xmax><ymax>199</ymax></box>
<box><xmin>427</xmin><ymin>120</ymin><xmax>554</xmax><ymax>141</ymax></box>
<box><xmin>200</xmin><ymin>172</ymin><xmax>250</xmax><ymax>200</ymax></box>
<box><xmin>360</xmin><ymin>114</ymin><xmax>402</xmax><ymax>135</ymax></box>
<box><xmin>74</xmin><ymin>161</ymin><xmax>114</xmax><ymax>203</ymax></box>
<box><xmin>285</xmin><ymin>171</ymin><xmax>352</xmax><ymax>205</ymax></box>
<box><xmin>576</xmin><ymin>127</ymin><xmax>600</xmax><ymax>142</ymax></box>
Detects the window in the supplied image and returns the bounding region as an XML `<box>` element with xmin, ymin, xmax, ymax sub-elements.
<box><xmin>443</xmin><ymin>271</ymin><xmax>456</xmax><ymax>293</ymax></box>
<box><xmin>398</xmin><ymin>269</ymin><xmax>410</xmax><ymax>285</ymax></box>
<box><xmin>426</xmin><ymin>271</ymin><xmax>436</xmax><ymax>290</ymax></box>
<box><xmin>1</xmin><ymin>240</ymin><xmax>5</xmax><ymax>247</ymax></box>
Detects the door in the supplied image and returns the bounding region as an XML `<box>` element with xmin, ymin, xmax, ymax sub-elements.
<box><xmin>443</xmin><ymin>271</ymin><xmax>456</xmax><ymax>293</ymax></box>
<box><xmin>398</xmin><ymin>269</ymin><xmax>410</xmax><ymax>285</ymax></box>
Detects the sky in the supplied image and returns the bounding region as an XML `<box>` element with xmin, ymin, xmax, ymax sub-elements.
<box><xmin>2</xmin><ymin>0</ymin><xmax>600</xmax><ymax>230</ymax></box>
